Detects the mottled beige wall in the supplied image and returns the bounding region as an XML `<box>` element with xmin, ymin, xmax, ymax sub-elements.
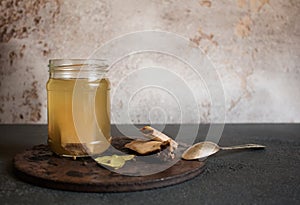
<box><xmin>0</xmin><ymin>0</ymin><xmax>299</xmax><ymax>124</ymax></box>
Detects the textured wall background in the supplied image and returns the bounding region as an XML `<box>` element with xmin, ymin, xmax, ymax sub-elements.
<box><xmin>0</xmin><ymin>0</ymin><xmax>299</xmax><ymax>124</ymax></box>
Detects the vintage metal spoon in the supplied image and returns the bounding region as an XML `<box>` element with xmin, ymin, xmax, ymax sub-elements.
<box><xmin>182</xmin><ymin>141</ymin><xmax>266</xmax><ymax>160</ymax></box>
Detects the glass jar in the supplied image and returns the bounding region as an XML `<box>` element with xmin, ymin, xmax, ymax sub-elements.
<box><xmin>47</xmin><ymin>59</ymin><xmax>111</xmax><ymax>158</ymax></box>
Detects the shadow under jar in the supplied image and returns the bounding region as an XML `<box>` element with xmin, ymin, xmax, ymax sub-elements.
<box><xmin>47</xmin><ymin>59</ymin><xmax>111</xmax><ymax>158</ymax></box>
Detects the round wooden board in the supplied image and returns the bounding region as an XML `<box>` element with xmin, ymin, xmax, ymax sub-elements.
<box><xmin>13</xmin><ymin>137</ymin><xmax>205</xmax><ymax>192</ymax></box>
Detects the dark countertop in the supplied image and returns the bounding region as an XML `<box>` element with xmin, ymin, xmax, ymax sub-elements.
<box><xmin>0</xmin><ymin>124</ymin><xmax>299</xmax><ymax>205</ymax></box>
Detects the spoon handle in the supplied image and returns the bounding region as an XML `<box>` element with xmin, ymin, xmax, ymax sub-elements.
<box><xmin>219</xmin><ymin>144</ymin><xmax>266</xmax><ymax>150</ymax></box>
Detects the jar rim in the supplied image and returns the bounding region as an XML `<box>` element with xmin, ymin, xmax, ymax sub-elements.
<box><xmin>49</xmin><ymin>59</ymin><xmax>108</xmax><ymax>69</ymax></box>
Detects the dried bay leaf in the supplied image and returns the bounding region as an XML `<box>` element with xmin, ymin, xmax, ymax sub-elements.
<box><xmin>95</xmin><ymin>154</ymin><xmax>135</xmax><ymax>169</ymax></box>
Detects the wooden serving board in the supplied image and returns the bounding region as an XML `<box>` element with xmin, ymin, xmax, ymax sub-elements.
<box><xmin>13</xmin><ymin>137</ymin><xmax>205</xmax><ymax>192</ymax></box>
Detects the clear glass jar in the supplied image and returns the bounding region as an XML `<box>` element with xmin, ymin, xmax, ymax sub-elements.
<box><xmin>47</xmin><ymin>59</ymin><xmax>111</xmax><ymax>158</ymax></box>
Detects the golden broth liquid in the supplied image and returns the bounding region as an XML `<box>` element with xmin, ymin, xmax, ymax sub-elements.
<box><xmin>47</xmin><ymin>78</ymin><xmax>111</xmax><ymax>157</ymax></box>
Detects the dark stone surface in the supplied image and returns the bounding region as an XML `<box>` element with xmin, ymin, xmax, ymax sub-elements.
<box><xmin>0</xmin><ymin>124</ymin><xmax>300</xmax><ymax>204</ymax></box>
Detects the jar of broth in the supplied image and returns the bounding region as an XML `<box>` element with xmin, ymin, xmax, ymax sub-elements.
<box><xmin>47</xmin><ymin>59</ymin><xmax>111</xmax><ymax>158</ymax></box>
